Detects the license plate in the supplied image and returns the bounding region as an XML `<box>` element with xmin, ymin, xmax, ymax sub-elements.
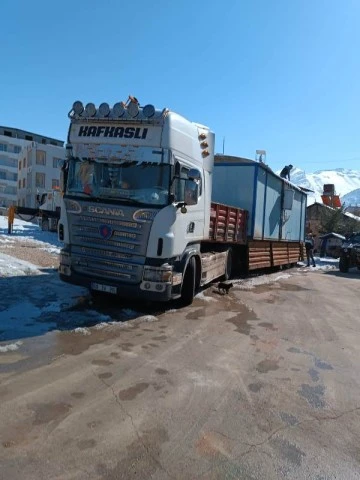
<box><xmin>91</xmin><ymin>282</ymin><xmax>117</xmax><ymax>294</ymax></box>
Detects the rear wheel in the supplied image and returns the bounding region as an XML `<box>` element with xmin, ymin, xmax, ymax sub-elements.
<box><xmin>181</xmin><ymin>257</ymin><xmax>196</xmax><ymax>306</ymax></box>
<box><xmin>41</xmin><ymin>218</ymin><xmax>49</xmax><ymax>231</ymax></box>
<box><xmin>339</xmin><ymin>255</ymin><xmax>349</xmax><ymax>273</ymax></box>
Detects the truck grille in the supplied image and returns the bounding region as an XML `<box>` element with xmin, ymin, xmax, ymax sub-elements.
<box><xmin>68</xmin><ymin>207</ymin><xmax>155</xmax><ymax>284</ymax></box>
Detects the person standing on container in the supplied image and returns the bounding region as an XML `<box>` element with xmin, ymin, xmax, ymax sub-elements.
<box><xmin>305</xmin><ymin>233</ymin><xmax>316</xmax><ymax>267</ymax></box>
<box><xmin>280</xmin><ymin>164</ymin><xmax>293</xmax><ymax>181</ymax></box>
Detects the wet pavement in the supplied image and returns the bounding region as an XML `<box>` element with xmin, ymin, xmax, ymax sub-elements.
<box><xmin>1</xmin><ymin>267</ymin><xmax>360</xmax><ymax>479</ymax></box>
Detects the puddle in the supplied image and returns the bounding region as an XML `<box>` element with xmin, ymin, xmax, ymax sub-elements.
<box><xmin>32</xmin><ymin>402</ymin><xmax>72</xmax><ymax>425</ymax></box>
<box><xmin>256</xmin><ymin>359</ymin><xmax>280</xmax><ymax>373</ymax></box>
<box><xmin>258</xmin><ymin>322</ymin><xmax>277</xmax><ymax>331</ymax></box>
<box><xmin>271</xmin><ymin>437</ymin><xmax>306</xmax><ymax>466</ymax></box>
<box><xmin>279</xmin><ymin>412</ymin><xmax>299</xmax><ymax>426</ymax></box>
<box><xmin>308</xmin><ymin>368</ymin><xmax>320</xmax><ymax>382</ymax></box>
<box><xmin>248</xmin><ymin>382</ymin><xmax>263</xmax><ymax>392</ymax></box>
<box><xmin>226</xmin><ymin>304</ymin><xmax>258</xmax><ymax>335</ymax></box>
<box><xmin>118</xmin><ymin>382</ymin><xmax>150</xmax><ymax>401</ymax></box>
<box><xmin>298</xmin><ymin>384</ymin><xmax>325</xmax><ymax>408</ymax></box>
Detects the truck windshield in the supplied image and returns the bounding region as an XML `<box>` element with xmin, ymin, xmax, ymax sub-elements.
<box><xmin>66</xmin><ymin>159</ymin><xmax>170</xmax><ymax>206</ymax></box>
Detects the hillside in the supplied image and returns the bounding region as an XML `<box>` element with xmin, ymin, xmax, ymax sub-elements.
<box><xmin>278</xmin><ymin>168</ymin><xmax>360</xmax><ymax>206</ymax></box>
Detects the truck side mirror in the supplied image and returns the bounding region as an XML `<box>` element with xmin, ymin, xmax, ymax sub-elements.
<box><xmin>184</xmin><ymin>179</ymin><xmax>199</xmax><ymax>206</ymax></box>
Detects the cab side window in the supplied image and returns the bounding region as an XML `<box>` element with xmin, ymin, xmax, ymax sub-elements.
<box><xmin>174</xmin><ymin>166</ymin><xmax>189</xmax><ymax>202</ymax></box>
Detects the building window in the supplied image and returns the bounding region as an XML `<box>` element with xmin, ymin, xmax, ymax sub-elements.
<box><xmin>18</xmin><ymin>180</ymin><xmax>21</xmax><ymax>189</ymax></box>
<box><xmin>41</xmin><ymin>138</ymin><xmax>46</xmax><ymax>144</ymax></box>
<box><xmin>19</xmin><ymin>160</ymin><xmax>22</xmax><ymax>170</ymax></box>
<box><xmin>52</xmin><ymin>179</ymin><xmax>60</xmax><ymax>189</ymax></box>
<box><xmin>35</xmin><ymin>172</ymin><xmax>45</xmax><ymax>188</ymax></box>
<box><xmin>36</xmin><ymin>150</ymin><xmax>46</xmax><ymax>165</ymax></box>
<box><xmin>14</xmin><ymin>145</ymin><xmax>21</xmax><ymax>154</ymax></box>
<box><xmin>4</xmin><ymin>130</ymin><xmax>12</xmax><ymax>137</ymax></box>
<box><xmin>53</xmin><ymin>157</ymin><xmax>62</xmax><ymax>168</ymax></box>
<box><xmin>0</xmin><ymin>144</ymin><xmax>8</xmax><ymax>152</ymax></box>
<box><xmin>23</xmin><ymin>158</ymin><xmax>26</xmax><ymax>168</ymax></box>
<box><xmin>22</xmin><ymin>178</ymin><xmax>26</xmax><ymax>188</ymax></box>
<box><xmin>25</xmin><ymin>135</ymin><xmax>33</xmax><ymax>141</ymax></box>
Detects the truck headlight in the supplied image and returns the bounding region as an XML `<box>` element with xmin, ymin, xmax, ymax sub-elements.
<box><xmin>143</xmin><ymin>266</ymin><xmax>173</xmax><ymax>283</ymax></box>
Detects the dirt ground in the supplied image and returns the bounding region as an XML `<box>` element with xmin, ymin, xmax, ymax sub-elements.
<box><xmin>1</xmin><ymin>248</ymin><xmax>360</xmax><ymax>479</ymax></box>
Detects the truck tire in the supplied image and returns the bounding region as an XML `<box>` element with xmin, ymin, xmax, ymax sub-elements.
<box><xmin>339</xmin><ymin>256</ymin><xmax>349</xmax><ymax>273</ymax></box>
<box><xmin>42</xmin><ymin>218</ymin><xmax>49</xmax><ymax>231</ymax></box>
<box><xmin>181</xmin><ymin>257</ymin><xmax>196</xmax><ymax>306</ymax></box>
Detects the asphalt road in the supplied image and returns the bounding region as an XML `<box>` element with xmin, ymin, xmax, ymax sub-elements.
<box><xmin>1</xmin><ymin>268</ymin><xmax>360</xmax><ymax>479</ymax></box>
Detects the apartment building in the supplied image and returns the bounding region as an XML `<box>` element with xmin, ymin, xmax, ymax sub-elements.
<box><xmin>0</xmin><ymin>126</ymin><xmax>65</xmax><ymax>208</ymax></box>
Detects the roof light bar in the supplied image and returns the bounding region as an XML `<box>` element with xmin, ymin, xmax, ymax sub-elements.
<box><xmin>112</xmin><ymin>102</ymin><xmax>125</xmax><ymax>117</ymax></box>
<box><xmin>72</xmin><ymin>101</ymin><xmax>84</xmax><ymax>115</ymax></box>
<box><xmin>127</xmin><ymin>101</ymin><xmax>139</xmax><ymax>117</ymax></box>
<box><xmin>98</xmin><ymin>102</ymin><xmax>110</xmax><ymax>117</ymax></box>
<box><xmin>85</xmin><ymin>103</ymin><xmax>96</xmax><ymax>117</ymax></box>
<box><xmin>143</xmin><ymin>104</ymin><xmax>155</xmax><ymax>118</ymax></box>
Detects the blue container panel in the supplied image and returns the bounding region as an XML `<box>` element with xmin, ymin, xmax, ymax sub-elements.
<box><xmin>254</xmin><ymin>168</ymin><xmax>266</xmax><ymax>238</ymax></box>
<box><xmin>282</xmin><ymin>189</ymin><xmax>303</xmax><ymax>240</ymax></box>
<box><xmin>263</xmin><ymin>173</ymin><xmax>282</xmax><ymax>240</ymax></box>
<box><xmin>212</xmin><ymin>165</ymin><xmax>255</xmax><ymax>236</ymax></box>
<box><xmin>300</xmin><ymin>196</ymin><xmax>306</xmax><ymax>239</ymax></box>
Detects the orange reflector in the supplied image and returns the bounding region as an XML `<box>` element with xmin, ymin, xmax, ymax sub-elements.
<box><xmin>200</xmin><ymin>141</ymin><xmax>208</xmax><ymax>148</ymax></box>
<box><xmin>199</xmin><ymin>133</ymin><xmax>207</xmax><ymax>140</ymax></box>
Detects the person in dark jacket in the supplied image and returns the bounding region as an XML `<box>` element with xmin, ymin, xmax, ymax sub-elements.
<box><xmin>280</xmin><ymin>164</ymin><xmax>293</xmax><ymax>181</ymax></box>
<box><xmin>305</xmin><ymin>233</ymin><xmax>316</xmax><ymax>267</ymax></box>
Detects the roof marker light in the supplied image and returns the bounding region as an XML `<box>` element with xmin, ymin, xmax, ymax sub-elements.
<box><xmin>200</xmin><ymin>141</ymin><xmax>208</xmax><ymax>148</ymax></box>
<box><xmin>98</xmin><ymin>102</ymin><xmax>110</xmax><ymax>117</ymax></box>
<box><xmin>127</xmin><ymin>101</ymin><xmax>139</xmax><ymax>117</ymax></box>
<box><xmin>143</xmin><ymin>104</ymin><xmax>155</xmax><ymax>118</ymax></box>
<box><xmin>72</xmin><ymin>101</ymin><xmax>84</xmax><ymax>115</ymax></box>
<box><xmin>199</xmin><ymin>133</ymin><xmax>207</xmax><ymax>140</ymax></box>
<box><xmin>85</xmin><ymin>103</ymin><xmax>96</xmax><ymax>117</ymax></box>
<box><xmin>202</xmin><ymin>150</ymin><xmax>210</xmax><ymax>158</ymax></box>
<box><xmin>112</xmin><ymin>102</ymin><xmax>125</xmax><ymax>117</ymax></box>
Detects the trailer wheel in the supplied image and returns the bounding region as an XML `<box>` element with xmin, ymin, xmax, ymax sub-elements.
<box><xmin>339</xmin><ymin>256</ymin><xmax>349</xmax><ymax>273</ymax></box>
<box><xmin>42</xmin><ymin>218</ymin><xmax>49</xmax><ymax>231</ymax></box>
<box><xmin>181</xmin><ymin>257</ymin><xmax>196</xmax><ymax>306</ymax></box>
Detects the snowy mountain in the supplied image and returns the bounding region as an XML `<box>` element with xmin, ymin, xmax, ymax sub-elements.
<box><xmin>281</xmin><ymin>168</ymin><xmax>360</xmax><ymax>206</ymax></box>
<box><xmin>341</xmin><ymin>188</ymin><xmax>360</xmax><ymax>207</ymax></box>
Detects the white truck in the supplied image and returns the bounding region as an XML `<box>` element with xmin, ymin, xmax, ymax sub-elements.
<box><xmin>58</xmin><ymin>97</ymin><xmax>305</xmax><ymax>304</ymax></box>
<box><xmin>38</xmin><ymin>190</ymin><xmax>62</xmax><ymax>231</ymax></box>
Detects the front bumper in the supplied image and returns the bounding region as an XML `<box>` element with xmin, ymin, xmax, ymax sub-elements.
<box><xmin>59</xmin><ymin>269</ymin><xmax>179</xmax><ymax>302</ymax></box>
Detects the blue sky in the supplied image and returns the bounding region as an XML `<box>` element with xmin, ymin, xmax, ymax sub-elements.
<box><xmin>1</xmin><ymin>0</ymin><xmax>359</xmax><ymax>173</ymax></box>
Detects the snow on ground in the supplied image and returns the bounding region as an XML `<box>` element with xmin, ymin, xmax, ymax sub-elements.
<box><xmin>233</xmin><ymin>257</ymin><xmax>339</xmax><ymax>290</ymax></box>
<box><xmin>0</xmin><ymin>215</ymin><xmax>151</xmax><ymax>348</ymax></box>
<box><xmin>0</xmin><ymin>214</ymin><xmax>342</xmax><ymax>351</ymax></box>
<box><xmin>0</xmin><ymin>215</ymin><xmax>62</xmax><ymax>255</ymax></box>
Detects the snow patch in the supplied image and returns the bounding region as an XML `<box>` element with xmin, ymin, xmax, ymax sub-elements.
<box><xmin>0</xmin><ymin>341</ymin><xmax>23</xmax><ymax>353</ymax></box>
<box><xmin>195</xmin><ymin>291</ymin><xmax>218</xmax><ymax>302</ymax></box>
<box><xmin>136</xmin><ymin>315</ymin><xmax>158</xmax><ymax>323</ymax></box>
<box><xmin>93</xmin><ymin>321</ymin><xmax>111</xmax><ymax>330</ymax></box>
<box><xmin>74</xmin><ymin>327</ymin><xmax>91</xmax><ymax>335</ymax></box>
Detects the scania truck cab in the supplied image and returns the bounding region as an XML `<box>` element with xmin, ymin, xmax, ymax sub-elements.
<box><xmin>59</xmin><ymin>97</ymin><xmax>229</xmax><ymax>304</ymax></box>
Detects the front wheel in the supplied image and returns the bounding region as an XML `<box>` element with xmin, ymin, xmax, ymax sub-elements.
<box><xmin>181</xmin><ymin>257</ymin><xmax>196</xmax><ymax>306</ymax></box>
<box><xmin>339</xmin><ymin>256</ymin><xmax>349</xmax><ymax>273</ymax></box>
